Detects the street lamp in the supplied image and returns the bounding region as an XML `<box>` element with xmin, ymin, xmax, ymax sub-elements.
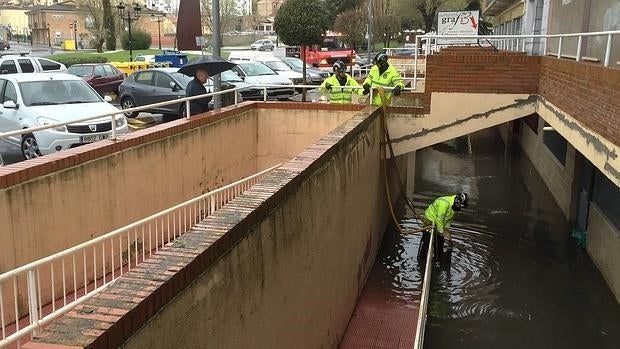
<box><xmin>151</xmin><ymin>13</ymin><xmax>165</xmax><ymax>50</ymax></box>
<box><xmin>47</xmin><ymin>23</ymin><xmax>51</xmax><ymax>47</ymax></box>
<box><xmin>116</xmin><ymin>1</ymin><xmax>143</xmax><ymax>62</ymax></box>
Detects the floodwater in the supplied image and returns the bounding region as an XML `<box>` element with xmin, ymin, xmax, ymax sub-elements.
<box><xmin>373</xmin><ymin>128</ymin><xmax>620</xmax><ymax>348</ymax></box>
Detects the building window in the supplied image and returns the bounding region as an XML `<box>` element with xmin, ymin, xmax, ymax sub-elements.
<box><xmin>592</xmin><ymin>170</ymin><xmax>620</xmax><ymax>229</ymax></box>
<box><xmin>542</xmin><ymin>122</ymin><xmax>567</xmax><ymax>165</ymax></box>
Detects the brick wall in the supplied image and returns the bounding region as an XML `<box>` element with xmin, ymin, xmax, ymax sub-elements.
<box><xmin>538</xmin><ymin>57</ymin><xmax>620</xmax><ymax>147</ymax></box>
<box><xmin>425</xmin><ymin>48</ymin><xmax>541</xmax><ymax>94</ymax></box>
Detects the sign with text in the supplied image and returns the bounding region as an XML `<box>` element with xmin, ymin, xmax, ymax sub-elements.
<box><xmin>437</xmin><ymin>11</ymin><xmax>479</xmax><ymax>44</ymax></box>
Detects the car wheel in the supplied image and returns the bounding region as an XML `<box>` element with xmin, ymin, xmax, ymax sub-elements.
<box><xmin>120</xmin><ymin>97</ymin><xmax>138</xmax><ymax>118</ymax></box>
<box><xmin>259</xmin><ymin>46</ymin><xmax>264</xmax><ymax>51</ymax></box>
<box><xmin>270</xmin><ymin>46</ymin><xmax>274</xmax><ymax>51</ymax></box>
<box><xmin>179</xmin><ymin>104</ymin><xmax>187</xmax><ymax>118</ymax></box>
<box><xmin>21</xmin><ymin>134</ymin><xmax>42</xmax><ymax>160</ymax></box>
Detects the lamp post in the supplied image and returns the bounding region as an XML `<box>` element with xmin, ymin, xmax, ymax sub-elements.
<box><xmin>151</xmin><ymin>13</ymin><xmax>165</xmax><ymax>50</ymax></box>
<box><xmin>116</xmin><ymin>1</ymin><xmax>143</xmax><ymax>62</ymax></box>
<box><xmin>46</xmin><ymin>23</ymin><xmax>51</xmax><ymax>47</ymax></box>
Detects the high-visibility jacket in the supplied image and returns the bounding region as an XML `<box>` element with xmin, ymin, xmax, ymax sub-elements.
<box><xmin>424</xmin><ymin>195</ymin><xmax>457</xmax><ymax>238</ymax></box>
<box><xmin>320</xmin><ymin>73</ymin><xmax>362</xmax><ymax>104</ymax></box>
<box><xmin>362</xmin><ymin>64</ymin><xmax>404</xmax><ymax>106</ymax></box>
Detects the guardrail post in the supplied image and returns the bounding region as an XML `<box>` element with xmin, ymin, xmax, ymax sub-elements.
<box><xmin>414</xmin><ymin>37</ymin><xmax>418</xmax><ymax>91</ymax></box>
<box><xmin>369</xmin><ymin>88</ymin><xmax>373</xmax><ymax>105</ymax></box>
<box><xmin>27</xmin><ymin>270</ymin><xmax>39</xmax><ymax>335</ymax></box>
<box><xmin>111</xmin><ymin>115</ymin><xmax>117</xmax><ymax>140</ymax></box>
<box><xmin>234</xmin><ymin>90</ymin><xmax>238</xmax><ymax>105</ymax></box>
<box><xmin>263</xmin><ymin>87</ymin><xmax>267</xmax><ymax>102</ymax></box>
<box><xmin>185</xmin><ymin>100</ymin><xmax>191</xmax><ymax>120</ymax></box>
<box><xmin>604</xmin><ymin>34</ymin><xmax>612</xmax><ymax>67</ymax></box>
<box><xmin>543</xmin><ymin>36</ymin><xmax>548</xmax><ymax>56</ymax></box>
<box><xmin>576</xmin><ymin>35</ymin><xmax>582</xmax><ymax>62</ymax></box>
<box><xmin>558</xmin><ymin>37</ymin><xmax>563</xmax><ymax>58</ymax></box>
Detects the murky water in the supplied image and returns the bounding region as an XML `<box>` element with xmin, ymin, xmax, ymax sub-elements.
<box><xmin>374</xmin><ymin>128</ymin><xmax>620</xmax><ymax>348</ymax></box>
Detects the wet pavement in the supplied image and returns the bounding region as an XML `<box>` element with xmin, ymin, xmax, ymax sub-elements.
<box><xmin>403</xmin><ymin>128</ymin><xmax>620</xmax><ymax>348</ymax></box>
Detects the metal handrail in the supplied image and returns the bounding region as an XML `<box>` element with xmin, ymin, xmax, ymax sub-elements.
<box><xmin>413</xmin><ymin>30</ymin><xmax>620</xmax><ymax>89</ymax></box>
<box><xmin>0</xmin><ymin>164</ymin><xmax>279</xmax><ymax>347</ymax></box>
<box><xmin>413</xmin><ymin>227</ymin><xmax>435</xmax><ymax>349</ymax></box>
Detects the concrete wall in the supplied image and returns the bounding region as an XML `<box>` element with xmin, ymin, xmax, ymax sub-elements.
<box><xmin>517</xmin><ymin>113</ymin><xmax>576</xmax><ymax>218</ymax></box>
<box><xmin>119</xmin><ymin>110</ymin><xmax>391</xmax><ymax>348</ymax></box>
<box><xmin>587</xmin><ymin>204</ymin><xmax>620</xmax><ymax>302</ymax></box>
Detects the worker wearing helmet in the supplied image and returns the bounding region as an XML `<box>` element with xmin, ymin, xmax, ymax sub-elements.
<box><xmin>320</xmin><ymin>61</ymin><xmax>362</xmax><ymax>104</ymax></box>
<box><xmin>418</xmin><ymin>193</ymin><xmax>469</xmax><ymax>262</ymax></box>
<box><xmin>362</xmin><ymin>52</ymin><xmax>405</xmax><ymax>106</ymax></box>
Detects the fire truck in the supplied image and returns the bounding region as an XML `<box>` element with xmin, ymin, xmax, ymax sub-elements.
<box><xmin>286</xmin><ymin>34</ymin><xmax>356</xmax><ymax>71</ymax></box>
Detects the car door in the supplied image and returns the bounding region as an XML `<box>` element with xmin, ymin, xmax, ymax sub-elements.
<box><xmin>103</xmin><ymin>64</ymin><xmax>124</xmax><ymax>93</ymax></box>
<box><xmin>0</xmin><ymin>79</ymin><xmax>23</xmax><ymax>146</ymax></box>
<box><xmin>151</xmin><ymin>71</ymin><xmax>182</xmax><ymax>114</ymax></box>
<box><xmin>130</xmin><ymin>71</ymin><xmax>155</xmax><ymax>106</ymax></box>
<box><xmin>90</xmin><ymin>64</ymin><xmax>108</xmax><ymax>94</ymax></box>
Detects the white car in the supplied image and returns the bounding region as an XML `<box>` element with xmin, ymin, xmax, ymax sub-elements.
<box><xmin>0</xmin><ymin>55</ymin><xmax>67</xmax><ymax>74</ymax></box>
<box><xmin>0</xmin><ymin>73</ymin><xmax>128</xmax><ymax>160</ymax></box>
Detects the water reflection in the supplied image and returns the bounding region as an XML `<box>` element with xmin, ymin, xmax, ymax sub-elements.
<box><xmin>389</xmin><ymin>128</ymin><xmax>620</xmax><ymax>348</ymax></box>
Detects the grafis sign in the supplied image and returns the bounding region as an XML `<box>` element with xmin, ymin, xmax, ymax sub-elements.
<box><xmin>438</xmin><ymin>11</ymin><xmax>480</xmax><ymax>44</ymax></box>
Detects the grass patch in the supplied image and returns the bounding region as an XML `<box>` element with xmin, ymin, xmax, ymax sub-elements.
<box><xmin>45</xmin><ymin>49</ymin><xmax>206</xmax><ymax>65</ymax></box>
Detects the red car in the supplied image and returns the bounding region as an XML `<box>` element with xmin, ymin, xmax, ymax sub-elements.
<box><xmin>67</xmin><ymin>63</ymin><xmax>125</xmax><ymax>96</ymax></box>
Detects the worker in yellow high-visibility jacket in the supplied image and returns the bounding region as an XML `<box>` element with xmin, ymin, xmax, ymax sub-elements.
<box><xmin>362</xmin><ymin>52</ymin><xmax>405</xmax><ymax>106</ymax></box>
<box><xmin>417</xmin><ymin>193</ymin><xmax>469</xmax><ymax>262</ymax></box>
<box><xmin>320</xmin><ymin>61</ymin><xmax>362</xmax><ymax>104</ymax></box>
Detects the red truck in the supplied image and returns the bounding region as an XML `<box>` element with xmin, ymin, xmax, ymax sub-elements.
<box><xmin>286</xmin><ymin>35</ymin><xmax>356</xmax><ymax>70</ymax></box>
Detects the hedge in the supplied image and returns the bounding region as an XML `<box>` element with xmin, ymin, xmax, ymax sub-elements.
<box><xmin>51</xmin><ymin>55</ymin><xmax>108</xmax><ymax>67</ymax></box>
<box><xmin>121</xmin><ymin>29</ymin><xmax>152</xmax><ymax>50</ymax></box>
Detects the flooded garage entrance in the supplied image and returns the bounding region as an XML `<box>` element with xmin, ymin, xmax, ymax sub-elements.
<box><xmin>343</xmin><ymin>127</ymin><xmax>620</xmax><ymax>348</ymax></box>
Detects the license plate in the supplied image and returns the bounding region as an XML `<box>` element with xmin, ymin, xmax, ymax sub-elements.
<box><xmin>79</xmin><ymin>134</ymin><xmax>109</xmax><ymax>143</ymax></box>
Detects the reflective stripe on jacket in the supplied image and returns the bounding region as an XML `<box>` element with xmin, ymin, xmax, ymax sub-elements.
<box><xmin>424</xmin><ymin>195</ymin><xmax>456</xmax><ymax>235</ymax></box>
<box><xmin>362</xmin><ymin>64</ymin><xmax>404</xmax><ymax>106</ymax></box>
<box><xmin>320</xmin><ymin>73</ymin><xmax>362</xmax><ymax>104</ymax></box>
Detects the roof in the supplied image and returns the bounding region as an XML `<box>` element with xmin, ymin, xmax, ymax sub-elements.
<box><xmin>0</xmin><ymin>72</ymin><xmax>80</xmax><ymax>82</ymax></box>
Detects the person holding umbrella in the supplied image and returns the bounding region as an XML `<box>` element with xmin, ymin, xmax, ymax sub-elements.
<box><xmin>178</xmin><ymin>56</ymin><xmax>237</xmax><ymax>116</ymax></box>
<box><xmin>185</xmin><ymin>68</ymin><xmax>211</xmax><ymax>116</ymax></box>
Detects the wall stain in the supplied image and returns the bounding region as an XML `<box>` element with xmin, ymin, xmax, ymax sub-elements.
<box><xmin>604</xmin><ymin>162</ymin><xmax>620</xmax><ymax>183</ymax></box>
<box><xmin>391</xmin><ymin>95</ymin><xmax>537</xmax><ymax>144</ymax></box>
<box><xmin>538</xmin><ymin>97</ymin><xmax>618</xmax><ymax>161</ymax></box>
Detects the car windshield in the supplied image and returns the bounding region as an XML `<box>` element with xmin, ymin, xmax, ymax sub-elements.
<box><xmin>19</xmin><ymin>80</ymin><xmax>102</xmax><ymax>106</ymax></box>
<box><xmin>239</xmin><ymin>63</ymin><xmax>276</xmax><ymax>76</ymax></box>
<box><xmin>67</xmin><ymin>65</ymin><xmax>94</xmax><ymax>77</ymax></box>
<box><xmin>282</xmin><ymin>58</ymin><xmax>303</xmax><ymax>70</ymax></box>
<box><xmin>221</xmin><ymin>70</ymin><xmax>243</xmax><ymax>82</ymax></box>
<box><xmin>263</xmin><ymin>61</ymin><xmax>291</xmax><ymax>71</ymax></box>
<box><xmin>171</xmin><ymin>72</ymin><xmax>192</xmax><ymax>86</ymax></box>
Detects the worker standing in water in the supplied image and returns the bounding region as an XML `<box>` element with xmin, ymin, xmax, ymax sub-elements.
<box><xmin>417</xmin><ymin>193</ymin><xmax>469</xmax><ymax>262</ymax></box>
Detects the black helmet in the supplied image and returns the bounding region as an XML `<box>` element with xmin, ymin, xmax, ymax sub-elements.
<box><xmin>452</xmin><ymin>193</ymin><xmax>469</xmax><ymax>211</ymax></box>
<box><xmin>374</xmin><ymin>52</ymin><xmax>388</xmax><ymax>64</ymax></box>
<box><xmin>332</xmin><ymin>61</ymin><xmax>346</xmax><ymax>73</ymax></box>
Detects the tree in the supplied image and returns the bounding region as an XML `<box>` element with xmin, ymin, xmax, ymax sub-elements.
<box><xmin>201</xmin><ymin>0</ymin><xmax>239</xmax><ymax>44</ymax></box>
<box><xmin>274</xmin><ymin>0</ymin><xmax>330</xmax><ymax>101</ymax></box>
<box><xmin>334</xmin><ymin>7</ymin><xmax>366</xmax><ymax>50</ymax></box>
<box><xmin>373</xmin><ymin>0</ymin><xmax>400</xmax><ymax>48</ymax></box>
<box><xmin>75</xmin><ymin>0</ymin><xmax>106</xmax><ymax>53</ymax></box>
<box><xmin>102</xmin><ymin>0</ymin><xmax>116</xmax><ymax>50</ymax></box>
<box><xmin>324</xmin><ymin>0</ymin><xmax>364</xmax><ymax>27</ymax></box>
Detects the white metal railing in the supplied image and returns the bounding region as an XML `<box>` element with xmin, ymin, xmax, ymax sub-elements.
<box><xmin>0</xmin><ymin>164</ymin><xmax>278</xmax><ymax>348</ymax></box>
<box><xmin>413</xmin><ymin>227</ymin><xmax>435</xmax><ymax>349</ymax></box>
<box><xmin>413</xmin><ymin>30</ymin><xmax>620</xmax><ymax>89</ymax></box>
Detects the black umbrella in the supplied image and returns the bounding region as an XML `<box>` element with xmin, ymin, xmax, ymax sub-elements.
<box><xmin>178</xmin><ymin>55</ymin><xmax>237</xmax><ymax>77</ymax></box>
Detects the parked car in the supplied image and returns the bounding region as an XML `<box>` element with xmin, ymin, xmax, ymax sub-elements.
<box><xmin>0</xmin><ymin>73</ymin><xmax>128</xmax><ymax>160</ymax></box>
<box><xmin>228</xmin><ymin>52</ymin><xmax>304</xmax><ymax>86</ymax></box>
<box><xmin>250</xmin><ymin>39</ymin><xmax>274</xmax><ymax>51</ymax></box>
<box><xmin>230</xmin><ymin>62</ymin><xmax>295</xmax><ymax>101</ymax></box>
<box><xmin>0</xmin><ymin>39</ymin><xmax>9</xmax><ymax>50</ymax></box>
<box><xmin>118</xmin><ymin>68</ymin><xmax>241</xmax><ymax>118</ymax></box>
<box><xmin>280</xmin><ymin>57</ymin><xmax>329</xmax><ymax>84</ymax></box>
<box><xmin>67</xmin><ymin>63</ymin><xmax>125</xmax><ymax>96</ymax></box>
<box><xmin>0</xmin><ymin>55</ymin><xmax>67</xmax><ymax>74</ymax></box>
<box><xmin>134</xmin><ymin>54</ymin><xmax>156</xmax><ymax>63</ymax></box>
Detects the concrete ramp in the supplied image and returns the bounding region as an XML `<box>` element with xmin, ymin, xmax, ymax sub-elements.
<box><xmin>387</xmin><ymin>93</ymin><xmax>537</xmax><ymax>156</ymax></box>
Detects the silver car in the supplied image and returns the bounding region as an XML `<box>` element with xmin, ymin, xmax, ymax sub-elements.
<box><xmin>250</xmin><ymin>39</ymin><xmax>274</xmax><ymax>51</ymax></box>
<box><xmin>230</xmin><ymin>62</ymin><xmax>295</xmax><ymax>101</ymax></box>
